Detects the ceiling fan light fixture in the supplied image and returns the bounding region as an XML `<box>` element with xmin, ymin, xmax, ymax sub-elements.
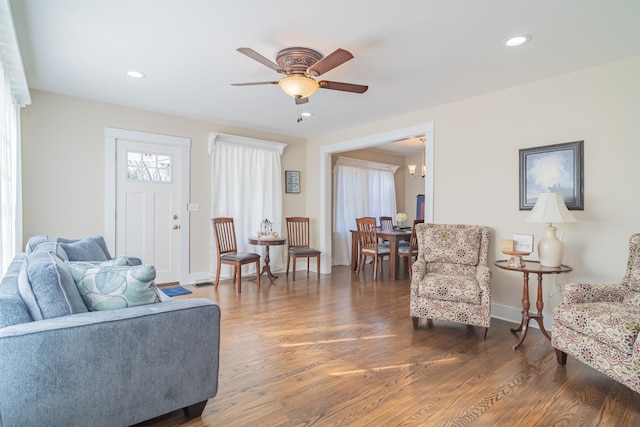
<box><xmin>278</xmin><ymin>75</ymin><xmax>319</xmax><ymax>99</ymax></box>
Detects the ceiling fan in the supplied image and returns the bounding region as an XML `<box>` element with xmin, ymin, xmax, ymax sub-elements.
<box><xmin>231</xmin><ymin>47</ymin><xmax>368</xmax><ymax>105</ymax></box>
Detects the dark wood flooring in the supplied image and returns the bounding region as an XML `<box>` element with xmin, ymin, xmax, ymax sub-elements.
<box><xmin>140</xmin><ymin>264</ymin><xmax>640</xmax><ymax>426</ymax></box>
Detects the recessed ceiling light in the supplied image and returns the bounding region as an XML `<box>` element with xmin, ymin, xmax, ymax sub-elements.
<box><xmin>505</xmin><ymin>35</ymin><xmax>531</xmax><ymax>47</ymax></box>
<box><xmin>126</xmin><ymin>70</ymin><xmax>146</xmax><ymax>78</ymax></box>
<box><xmin>301</xmin><ymin>112</ymin><xmax>313</xmax><ymax>117</ymax></box>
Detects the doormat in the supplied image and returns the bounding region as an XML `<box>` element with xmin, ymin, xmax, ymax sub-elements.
<box><xmin>161</xmin><ymin>286</ymin><xmax>193</xmax><ymax>297</ymax></box>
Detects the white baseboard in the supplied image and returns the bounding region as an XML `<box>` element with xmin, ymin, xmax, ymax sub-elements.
<box><xmin>491</xmin><ymin>302</ymin><xmax>552</xmax><ymax>331</ymax></box>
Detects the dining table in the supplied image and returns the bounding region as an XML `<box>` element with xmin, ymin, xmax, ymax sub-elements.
<box><xmin>350</xmin><ymin>228</ymin><xmax>412</xmax><ymax>280</ymax></box>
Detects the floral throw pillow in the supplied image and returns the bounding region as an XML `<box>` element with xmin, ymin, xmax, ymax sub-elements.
<box><xmin>68</xmin><ymin>263</ymin><xmax>160</xmax><ymax>311</ymax></box>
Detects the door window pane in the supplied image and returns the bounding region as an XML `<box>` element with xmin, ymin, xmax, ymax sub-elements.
<box><xmin>127</xmin><ymin>151</ymin><xmax>172</xmax><ymax>182</ymax></box>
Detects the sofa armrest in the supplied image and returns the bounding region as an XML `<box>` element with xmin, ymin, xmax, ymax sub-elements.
<box><xmin>0</xmin><ymin>298</ymin><xmax>220</xmax><ymax>427</ymax></box>
<box><xmin>562</xmin><ymin>282</ymin><xmax>626</xmax><ymax>304</ymax></box>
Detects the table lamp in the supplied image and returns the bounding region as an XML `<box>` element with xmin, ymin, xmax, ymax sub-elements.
<box><xmin>526</xmin><ymin>192</ymin><xmax>577</xmax><ymax>267</ymax></box>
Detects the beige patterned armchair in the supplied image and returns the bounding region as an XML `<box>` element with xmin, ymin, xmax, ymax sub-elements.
<box><xmin>552</xmin><ymin>233</ymin><xmax>640</xmax><ymax>393</ymax></box>
<box><xmin>410</xmin><ymin>224</ymin><xmax>492</xmax><ymax>339</ymax></box>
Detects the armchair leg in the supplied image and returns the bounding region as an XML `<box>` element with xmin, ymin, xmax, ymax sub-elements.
<box><xmin>479</xmin><ymin>327</ymin><xmax>488</xmax><ymax>340</ymax></box>
<box><xmin>555</xmin><ymin>348</ymin><xmax>567</xmax><ymax>365</ymax></box>
<box><xmin>412</xmin><ymin>316</ymin><xmax>419</xmax><ymax>329</ymax></box>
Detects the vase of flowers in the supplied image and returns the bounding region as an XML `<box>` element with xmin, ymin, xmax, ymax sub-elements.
<box><xmin>395</xmin><ymin>212</ymin><xmax>407</xmax><ymax>227</ymax></box>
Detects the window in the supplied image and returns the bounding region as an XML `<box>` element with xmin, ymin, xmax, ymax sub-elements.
<box><xmin>0</xmin><ymin>3</ymin><xmax>31</xmax><ymax>274</ymax></box>
<box><xmin>126</xmin><ymin>151</ymin><xmax>173</xmax><ymax>182</ymax></box>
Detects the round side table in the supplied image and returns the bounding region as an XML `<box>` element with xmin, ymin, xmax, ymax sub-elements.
<box><xmin>248</xmin><ymin>237</ymin><xmax>286</xmax><ymax>284</ymax></box>
<box><xmin>494</xmin><ymin>260</ymin><xmax>573</xmax><ymax>350</ymax></box>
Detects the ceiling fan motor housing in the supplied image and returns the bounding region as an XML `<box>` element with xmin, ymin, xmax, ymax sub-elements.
<box><xmin>276</xmin><ymin>47</ymin><xmax>323</xmax><ymax>75</ymax></box>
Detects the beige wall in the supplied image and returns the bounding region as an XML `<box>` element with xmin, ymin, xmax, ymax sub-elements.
<box><xmin>20</xmin><ymin>91</ymin><xmax>306</xmax><ymax>279</ymax></box>
<box><xmin>21</xmin><ymin>56</ymin><xmax>640</xmax><ymax>325</ymax></box>
<box><xmin>308</xmin><ymin>56</ymin><xmax>640</xmax><ymax>324</ymax></box>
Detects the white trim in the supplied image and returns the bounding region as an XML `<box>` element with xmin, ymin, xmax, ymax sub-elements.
<box><xmin>335</xmin><ymin>156</ymin><xmax>400</xmax><ymax>173</ymax></box>
<box><xmin>0</xmin><ymin>0</ymin><xmax>31</xmax><ymax>107</ymax></box>
<box><xmin>208</xmin><ymin>132</ymin><xmax>287</xmax><ymax>154</ymax></box>
<box><xmin>320</xmin><ymin>122</ymin><xmax>435</xmax><ymax>274</ymax></box>
<box><xmin>104</xmin><ymin>127</ymin><xmax>191</xmax><ymax>284</ymax></box>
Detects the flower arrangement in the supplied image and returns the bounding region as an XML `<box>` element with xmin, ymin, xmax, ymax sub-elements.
<box><xmin>395</xmin><ymin>212</ymin><xmax>407</xmax><ymax>224</ymax></box>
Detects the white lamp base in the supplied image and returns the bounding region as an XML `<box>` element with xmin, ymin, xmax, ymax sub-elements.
<box><xmin>538</xmin><ymin>225</ymin><xmax>564</xmax><ymax>267</ymax></box>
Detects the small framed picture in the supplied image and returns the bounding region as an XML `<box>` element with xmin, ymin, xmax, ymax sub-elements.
<box><xmin>513</xmin><ymin>234</ymin><xmax>534</xmax><ymax>253</ymax></box>
<box><xmin>285</xmin><ymin>170</ymin><xmax>300</xmax><ymax>194</ymax></box>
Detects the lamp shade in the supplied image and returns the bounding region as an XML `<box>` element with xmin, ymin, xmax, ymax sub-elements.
<box><xmin>526</xmin><ymin>193</ymin><xmax>577</xmax><ymax>224</ymax></box>
<box><xmin>278</xmin><ymin>75</ymin><xmax>319</xmax><ymax>99</ymax></box>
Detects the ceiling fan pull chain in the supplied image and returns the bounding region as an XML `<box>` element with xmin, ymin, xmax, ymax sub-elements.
<box><xmin>297</xmin><ymin>104</ymin><xmax>302</xmax><ymax>123</ymax></box>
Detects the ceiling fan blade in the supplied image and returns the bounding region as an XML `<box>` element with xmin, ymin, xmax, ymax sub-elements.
<box><xmin>231</xmin><ymin>81</ymin><xmax>279</xmax><ymax>86</ymax></box>
<box><xmin>237</xmin><ymin>47</ymin><xmax>285</xmax><ymax>74</ymax></box>
<box><xmin>295</xmin><ymin>96</ymin><xmax>309</xmax><ymax>105</ymax></box>
<box><xmin>318</xmin><ymin>80</ymin><xmax>368</xmax><ymax>94</ymax></box>
<box><xmin>306</xmin><ymin>48</ymin><xmax>353</xmax><ymax>76</ymax></box>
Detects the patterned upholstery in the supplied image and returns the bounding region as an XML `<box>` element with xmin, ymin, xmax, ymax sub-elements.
<box><xmin>552</xmin><ymin>233</ymin><xmax>640</xmax><ymax>393</ymax></box>
<box><xmin>410</xmin><ymin>224</ymin><xmax>492</xmax><ymax>339</ymax></box>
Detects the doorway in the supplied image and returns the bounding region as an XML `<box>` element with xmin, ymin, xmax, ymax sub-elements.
<box><xmin>104</xmin><ymin>128</ymin><xmax>191</xmax><ymax>284</ymax></box>
<box><xmin>319</xmin><ymin>122</ymin><xmax>435</xmax><ymax>273</ymax></box>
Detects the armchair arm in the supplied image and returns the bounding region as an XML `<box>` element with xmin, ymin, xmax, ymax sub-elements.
<box><xmin>476</xmin><ymin>264</ymin><xmax>492</xmax><ymax>293</ymax></box>
<box><xmin>562</xmin><ymin>282</ymin><xmax>626</xmax><ymax>304</ymax></box>
<box><xmin>411</xmin><ymin>259</ymin><xmax>427</xmax><ymax>286</ymax></box>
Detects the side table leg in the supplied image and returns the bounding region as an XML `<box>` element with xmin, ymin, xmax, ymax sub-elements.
<box><xmin>260</xmin><ymin>245</ymin><xmax>278</xmax><ymax>284</ymax></box>
<box><xmin>511</xmin><ymin>271</ymin><xmax>531</xmax><ymax>349</ymax></box>
<box><xmin>534</xmin><ymin>273</ymin><xmax>552</xmax><ymax>341</ymax></box>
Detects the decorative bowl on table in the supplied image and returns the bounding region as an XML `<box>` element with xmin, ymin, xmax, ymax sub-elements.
<box><xmin>502</xmin><ymin>250</ymin><xmax>530</xmax><ymax>268</ymax></box>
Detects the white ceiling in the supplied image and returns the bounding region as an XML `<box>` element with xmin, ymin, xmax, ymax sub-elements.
<box><xmin>9</xmin><ymin>0</ymin><xmax>640</xmax><ymax>149</ymax></box>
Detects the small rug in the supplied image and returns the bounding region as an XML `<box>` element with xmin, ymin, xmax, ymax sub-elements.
<box><xmin>161</xmin><ymin>286</ymin><xmax>193</xmax><ymax>297</ymax></box>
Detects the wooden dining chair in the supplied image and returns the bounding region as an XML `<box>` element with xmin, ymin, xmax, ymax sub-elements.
<box><xmin>398</xmin><ymin>219</ymin><xmax>423</xmax><ymax>279</ymax></box>
<box><xmin>212</xmin><ymin>217</ymin><xmax>261</xmax><ymax>293</ymax></box>
<box><xmin>285</xmin><ymin>217</ymin><xmax>321</xmax><ymax>281</ymax></box>
<box><xmin>379</xmin><ymin>216</ymin><xmax>393</xmax><ymax>246</ymax></box>
<box><xmin>356</xmin><ymin>217</ymin><xmax>390</xmax><ymax>279</ymax></box>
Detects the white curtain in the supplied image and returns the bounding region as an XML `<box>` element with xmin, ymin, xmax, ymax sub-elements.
<box><xmin>0</xmin><ymin>1</ymin><xmax>30</xmax><ymax>274</ymax></box>
<box><xmin>209</xmin><ymin>134</ymin><xmax>286</xmax><ymax>279</ymax></box>
<box><xmin>333</xmin><ymin>157</ymin><xmax>398</xmax><ymax>266</ymax></box>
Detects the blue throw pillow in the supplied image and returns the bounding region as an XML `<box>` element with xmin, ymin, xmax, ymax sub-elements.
<box><xmin>18</xmin><ymin>252</ymin><xmax>88</xmax><ymax>321</ymax></box>
<box><xmin>57</xmin><ymin>236</ymin><xmax>112</xmax><ymax>260</ymax></box>
<box><xmin>59</xmin><ymin>237</ymin><xmax>109</xmax><ymax>262</ymax></box>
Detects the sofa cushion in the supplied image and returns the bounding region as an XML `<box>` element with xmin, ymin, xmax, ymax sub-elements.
<box><xmin>59</xmin><ymin>236</ymin><xmax>110</xmax><ymax>261</ymax></box>
<box><xmin>25</xmin><ymin>234</ymin><xmax>49</xmax><ymax>254</ymax></box>
<box><xmin>554</xmin><ymin>301</ymin><xmax>640</xmax><ymax>356</ymax></box>
<box><xmin>29</xmin><ymin>240</ymin><xmax>69</xmax><ymax>261</ymax></box>
<box><xmin>421</xmin><ymin>225</ymin><xmax>482</xmax><ymax>265</ymax></box>
<box><xmin>18</xmin><ymin>252</ymin><xmax>88</xmax><ymax>321</ymax></box>
<box><xmin>0</xmin><ymin>297</ymin><xmax>33</xmax><ymax>328</ymax></box>
<box><xmin>415</xmin><ymin>273</ymin><xmax>482</xmax><ymax>304</ymax></box>
<box><xmin>68</xmin><ymin>263</ymin><xmax>160</xmax><ymax>311</ymax></box>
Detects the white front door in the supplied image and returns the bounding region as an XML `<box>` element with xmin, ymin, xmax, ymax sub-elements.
<box><xmin>105</xmin><ymin>128</ymin><xmax>191</xmax><ymax>285</ymax></box>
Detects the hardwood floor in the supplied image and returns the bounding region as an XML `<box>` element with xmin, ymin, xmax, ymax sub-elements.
<box><xmin>140</xmin><ymin>265</ymin><xmax>639</xmax><ymax>426</ymax></box>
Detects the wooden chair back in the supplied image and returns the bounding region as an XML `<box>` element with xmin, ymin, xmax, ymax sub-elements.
<box><xmin>286</xmin><ymin>217</ymin><xmax>311</xmax><ymax>249</ymax></box>
<box><xmin>409</xmin><ymin>219</ymin><xmax>424</xmax><ymax>251</ymax></box>
<box><xmin>379</xmin><ymin>216</ymin><xmax>393</xmax><ymax>231</ymax></box>
<box><xmin>356</xmin><ymin>217</ymin><xmax>379</xmax><ymax>251</ymax></box>
<box><xmin>212</xmin><ymin>217</ymin><xmax>238</xmax><ymax>255</ymax></box>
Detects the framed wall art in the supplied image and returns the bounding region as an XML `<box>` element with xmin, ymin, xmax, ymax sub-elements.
<box><xmin>285</xmin><ymin>170</ymin><xmax>300</xmax><ymax>194</ymax></box>
<box><xmin>519</xmin><ymin>140</ymin><xmax>584</xmax><ymax>210</ymax></box>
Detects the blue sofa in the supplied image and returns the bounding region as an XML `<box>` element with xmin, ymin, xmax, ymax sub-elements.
<box><xmin>0</xmin><ymin>236</ymin><xmax>221</xmax><ymax>426</ymax></box>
